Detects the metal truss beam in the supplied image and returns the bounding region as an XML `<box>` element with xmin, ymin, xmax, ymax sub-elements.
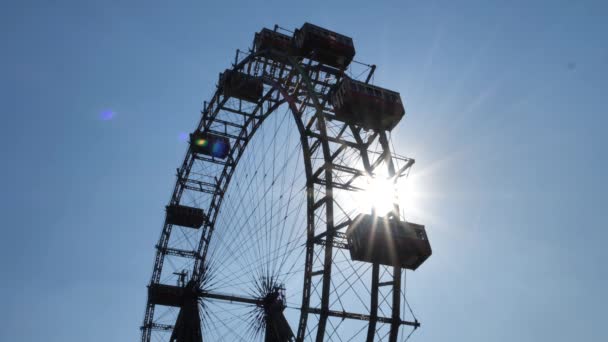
<box><xmin>305</xmin><ymin>131</ymin><xmax>360</xmax><ymax>149</ymax></box>
<box><xmin>199</xmin><ymin>291</ymin><xmax>262</xmax><ymax>306</ymax></box>
<box><xmin>157</xmin><ymin>246</ymin><xmax>200</xmax><ymax>259</ymax></box>
<box><xmin>143</xmin><ymin>323</ymin><xmax>174</xmax><ymax>331</ymax></box>
<box><xmin>305</xmin><ymin>308</ymin><xmax>419</xmax><ymax>328</ymax></box>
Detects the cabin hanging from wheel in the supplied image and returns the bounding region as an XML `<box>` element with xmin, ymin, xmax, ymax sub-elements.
<box><xmin>292</xmin><ymin>22</ymin><xmax>355</xmax><ymax>69</ymax></box>
<box><xmin>219</xmin><ymin>69</ymin><xmax>264</xmax><ymax>103</ymax></box>
<box><xmin>189</xmin><ymin>131</ymin><xmax>230</xmax><ymax>159</ymax></box>
<box><xmin>331</xmin><ymin>77</ymin><xmax>405</xmax><ymax>131</ymax></box>
<box><xmin>166</xmin><ymin>204</ymin><xmax>206</xmax><ymax>229</ymax></box>
<box><xmin>346</xmin><ymin>214</ymin><xmax>431</xmax><ymax>270</ymax></box>
<box><xmin>254</xmin><ymin>28</ymin><xmax>292</xmax><ymax>59</ymax></box>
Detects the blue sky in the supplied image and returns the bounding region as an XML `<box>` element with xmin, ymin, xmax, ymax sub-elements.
<box><xmin>1</xmin><ymin>0</ymin><xmax>607</xmax><ymax>341</ymax></box>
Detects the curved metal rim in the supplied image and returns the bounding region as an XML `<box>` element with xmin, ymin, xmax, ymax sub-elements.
<box><xmin>142</xmin><ymin>46</ymin><xmax>406</xmax><ymax>342</ymax></box>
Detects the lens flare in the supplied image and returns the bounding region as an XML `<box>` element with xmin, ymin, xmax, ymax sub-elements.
<box><xmin>211</xmin><ymin>140</ymin><xmax>229</xmax><ymax>157</ymax></box>
<box><xmin>99</xmin><ymin>109</ymin><xmax>115</xmax><ymax>121</ymax></box>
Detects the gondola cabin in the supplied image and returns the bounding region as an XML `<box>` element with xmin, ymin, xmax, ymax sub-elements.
<box><xmin>219</xmin><ymin>69</ymin><xmax>264</xmax><ymax>103</ymax></box>
<box><xmin>254</xmin><ymin>28</ymin><xmax>292</xmax><ymax>58</ymax></box>
<box><xmin>148</xmin><ymin>283</ymin><xmax>186</xmax><ymax>307</ymax></box>
<box><xmin>166</xmin><ymin>204</ymin><xmax>206</xmax><ymax>229</ymax></box>
<box><xmin>331</xmin><ymin>77</ymin><xmax>405</xmax><ymax>131</ymax></box>
<box><xmin>346</xmin><ymin>214</ymin><xmax>431</xmax><ymax>270</ymax></box>
<box><xmin>190</xmin><ymin>131</ymin><xmax>230</xmax><ymax>159</ymax></box>
<box><xmin>292</xmin><ymin>22</ymin><xmax>355</xmax><ymax>69</ymax></box>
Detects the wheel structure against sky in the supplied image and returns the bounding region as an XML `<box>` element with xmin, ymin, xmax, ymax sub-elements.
<box><xmin>141</xmin><ymin>24</ymin><xmax>424</xmax><ymax>342</ymax></box>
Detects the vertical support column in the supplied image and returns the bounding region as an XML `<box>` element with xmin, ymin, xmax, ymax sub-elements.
<box><xmin>366</xmin><ymin>263</ymin><xmax>380</xmax><ymax>341</ymax></box>
<box><xmin>316</xmin><ymin>183</ymin><xmax>334</xmax><ymax>342</ymax></box>
<box><xmin>170</xmin><ymin>296</ymin><xmax>203</xmax><ymax>342</ymax></box>
<box><xmin>378</xmin><ymin>131</ymin><xmax>402</xmax><ymax>342</ymax></box>
<box><xmin>389</xmin><ymin>267</ymin><xmax>402</xmax><ymax>342</ymax></box>
<box><xmin>349</xmin><ymin>125</ymin><xmax>381</xmax><ymax>342</ymax></box>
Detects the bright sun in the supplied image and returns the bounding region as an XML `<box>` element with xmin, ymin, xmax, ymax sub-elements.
<box><xmin>357</xmin><ymin>175</ymin><xmax>397</xmax><ymax>216</ymax></box>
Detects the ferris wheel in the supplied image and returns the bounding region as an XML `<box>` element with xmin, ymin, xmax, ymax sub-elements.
<box><xmin>140</xmin><ymin>23</ymin><xmax>432</xmax><ymax>342</ymax></box>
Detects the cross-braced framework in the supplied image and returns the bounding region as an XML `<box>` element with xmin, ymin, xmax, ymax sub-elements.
<box><xmin>141</xmin><ymin>24</ymin><xmax>423</xmax><ymax>342</ymax></box>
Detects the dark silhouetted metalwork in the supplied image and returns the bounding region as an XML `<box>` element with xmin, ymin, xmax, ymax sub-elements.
<box><xmin>140</xmin><ymin>22</ymin><xmax>428</xmax><ymax>342</ymax></box>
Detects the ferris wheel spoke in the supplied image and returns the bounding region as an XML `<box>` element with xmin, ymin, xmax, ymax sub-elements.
<box><xmin>206</xmin><ymin>184</ymin><xmax>306</xmax><ymax>288</ymax></box>
<box><xmin>208</xmin><ymin>125</ymin><xmax>300</xmax><ymax>270</ymax></box>
<box><xmin>203</xmin><ymin>303</ymin><xmax>251</xmax><ymax>341</ymax></box>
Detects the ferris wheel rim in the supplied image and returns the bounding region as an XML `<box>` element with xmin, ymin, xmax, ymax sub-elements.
<box><xmin>141</xmin><ymin>45</ymin><xmax>413</xmax><ymax>342</ymax></box>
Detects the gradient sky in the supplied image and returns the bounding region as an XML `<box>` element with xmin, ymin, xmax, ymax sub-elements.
<box><xmin>1</xmin><ymin>0</ymin><xmax>607</xmax><ymax>341</ymax></box>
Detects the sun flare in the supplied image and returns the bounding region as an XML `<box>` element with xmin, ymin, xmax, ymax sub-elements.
<box><xmin>357</xmin><ymin>176</ymin><xmax>397</xmax><ymax>216</ymax></box>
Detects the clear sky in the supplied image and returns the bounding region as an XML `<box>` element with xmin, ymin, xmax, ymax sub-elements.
<box><xmin>1</xmin><ymin>0</ymin><xmax>607</xmax><ymax>341</ymax></box>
